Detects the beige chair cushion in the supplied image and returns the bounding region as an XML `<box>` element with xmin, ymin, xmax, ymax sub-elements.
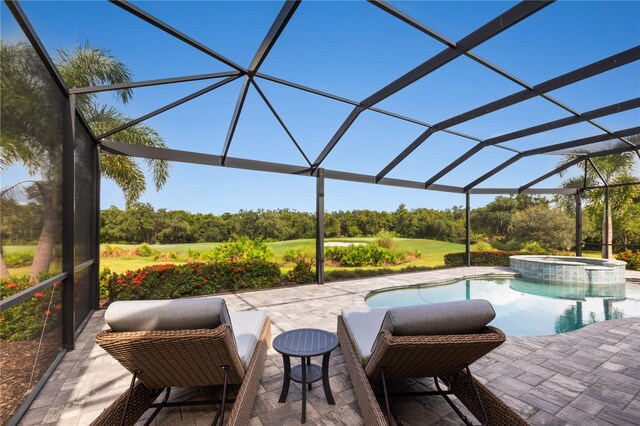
<box><xmin>380</xmin><ymin>299</ymin><xmax>495</xmax><ymax>336</ymax></box>
<box><xmin>229</xmin><ymin>310</ymin><xmax>268</xmax><ymax>369</ymax></box>
<box><xmin>341</xmin><ymin>307</ymin><xmax>389</xmax><ymax>366</ymax></box>
<box><xmin>105</xmin><ymin>297</ymin><xmax>233</xmax><ymax>332</ymax></box>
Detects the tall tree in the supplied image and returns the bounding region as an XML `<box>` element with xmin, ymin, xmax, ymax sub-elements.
<box><xmin>1</xmin><ymin>41</ymin><xmax>169</xmax><ymax>279</ymax></box>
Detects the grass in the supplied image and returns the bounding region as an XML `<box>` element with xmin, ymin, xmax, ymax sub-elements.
<box><xmin>96</xmin><ymin>238</ymin><xmax>474</xmax><ymax>273</ymax></box>
<box><xmin>2</xmin><ymin>241</ymin><xmax>611</xmax><ymax>276</ymax></box>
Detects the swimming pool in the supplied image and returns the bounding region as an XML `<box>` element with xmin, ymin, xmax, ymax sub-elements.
<box><xmin>365</xmin><ymin>278</ymin><xmax>640</xmax><ymax>336</ymax></box>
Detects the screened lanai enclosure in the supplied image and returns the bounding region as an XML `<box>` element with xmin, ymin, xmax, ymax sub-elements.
<box><xmin>0</xmin><ymin>0</ymin><xmax>638</xmax><ymax>423</ymax></box>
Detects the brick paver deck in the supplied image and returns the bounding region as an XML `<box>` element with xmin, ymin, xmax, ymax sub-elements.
<box><xmin>19</xmin><ymin>267</ymin><xmax>640</xmax><ymax>425</ymax></box>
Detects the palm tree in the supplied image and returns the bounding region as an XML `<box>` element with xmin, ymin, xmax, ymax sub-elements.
<box><xmin>56</xmin><ymin>43</ymin><xmax>169</xmax><ymax>204</ymax></box>
<box><xmin>558</xmin><ymin>139</ymin><xmax>639</xmax><ymax>258</ymax></box>
<box><xmin>1</xmin><ymin>41</ymin><xmax>169</xmax><ymax>280</ymax></box>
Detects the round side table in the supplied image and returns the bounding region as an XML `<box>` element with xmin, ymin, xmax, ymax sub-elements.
<box><xmin>272</xmin><ymin>328</ymin><xmax>339</xmax><ymax>423</ymax></box>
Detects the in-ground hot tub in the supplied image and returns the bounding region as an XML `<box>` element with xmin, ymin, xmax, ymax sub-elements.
<box><xmin>510</xmin><ymin>255</ymin><xmax>626</xmax><ymax>285</ymax></box>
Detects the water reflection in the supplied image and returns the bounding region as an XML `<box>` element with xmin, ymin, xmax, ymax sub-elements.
<box><xmin>366</xmin><ymin>278</ymin><xmax>639</xmax><ymax>336</ymax></box>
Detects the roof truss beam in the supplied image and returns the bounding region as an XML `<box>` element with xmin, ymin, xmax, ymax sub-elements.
<box><xmin>464</xmin><ymin>126</ymin><xmax>640</xmax><ymax>191</ymax></box>
<box><xmin>96</xmin><ymin>75</ymin><xmax>240</xmax><ymax>140</ymax></box>
<box><xmin>101</xmin><ymin>140</ymin><xmax>576</xmax><ymax>194</ymax></box>
<box><xmin>377</xmin><ymin>45</ymin><xmax>640</xmax><ymax>181</ymax></box>
<box><xmin>311</xmin><ymin>0</ymin><xmax>552</xmax><ymax>170</ymax></box>
<box><xmin>109</xmin><ymin>0</ymin><xmax>245</xmax><ymax>72</ymax></box>
<box><xmin>520</xmin><ymin>144</ymin><xmax>639</xmax><ymax>191</ymax></box>
<box><xmin>370</xmin><ymin>0</ymin><xmax>634</xmax><ymax>151</ymax></box>
<box><xmin>69</xmin><ymin>71</ymin><xmax>239</xmax><ymax>95</ymax></box>
<box><xmin>248</xmin><ymin>0</ymin><xmax>300</xmax><ymax>74</ymax></box>
<box><xmin>423</xmin><ymin>98</ymin><xmax>640</xmax><ymax>187</ymax></box>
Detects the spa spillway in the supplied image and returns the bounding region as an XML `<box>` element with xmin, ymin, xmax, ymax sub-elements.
<box><xmin>509</xmin><ymin>255</ymin><xmax>626</xmax><ymax>285</ymax></box>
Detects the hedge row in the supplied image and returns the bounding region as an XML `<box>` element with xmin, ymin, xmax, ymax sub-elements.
<box><xmin>102</xmin><ymin>260</ymin><xmax>282</xmax><ymax>301</ymax></box>
<box><xmin>444</xmin><ymin>250</ymin><xmax>520</xmax><ymax>267</ymax></box>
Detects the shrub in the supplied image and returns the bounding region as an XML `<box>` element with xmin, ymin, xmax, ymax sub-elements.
<box><xmin>103</xmin><ymin>259</ymin><xmax>282</xmax><ymax>301</ymax></box>
<box><xmin>522</xmin><ymin>241</ymin><xmax>547</xmax><ymax>254</ymax></box>
<box><xmin>282</xmin><ymin>248</ymin><xmax>314</xmax><ymax>263</ymax></box>
<box><xmin>0</xmin><ymin>276</ymin><xmax>62</xmax><ymax>341</ymax></box>
<box><xmin>187</xmin><ymin>248</ymin><xmax>202</xmax><ymax>260</ymax></box>
<box><xmin>444</xmin><ymin>250</ymin><xmax>521</xmax><ymax>267</ymax></box>
<box><xmin>137</xmin><ymin>243</ymin><xmax>156</xmax><ymax>257</ymax></box>
<box><xmin>153</xmin><ymin>250</ymin><xmax>182</xmax><ymax>261</ymax></box>
<box><xmin>616</xmin><ymin>250</ymin><xmax>640</xmax><ymax>270</ymax></box>
<box><xmin>3</xmin><ymin>251</ymin><xmax>34</xmax><ymax>268</ymax></box>
<box><xmin>202</xmin><ymin>237</ymin><xmax>273</xmax><ymax>262</ymax></box>
<box><xmin>474</xmin><ymin>241</ymin><xmax>493</xmax><ymax>251</ymax></box>
<box><xmin>325</xmin><ymin>244</ymin><xmax>404</xmax><ymax>267</ymax></box>
<box><xmin>491</xmin><ymin>239</ymin><xmax>523</xmax><ymax>251</ymax></box>
<box><xmin>324</xmin><ymin>265</ymin><xmax>438</xmax><ymax>282</ymax></box>
<box><xmin>100</xmin><ymin>244</ymin><xmax>126</xmax><ymax>258</ymax></box>
<box><xmin>287</xmin><ymin>259</ymin><xmax>315</xmax><ymax>284</ymax></box>
<box><xmin>375</xmin><ymin>230</ymin><xmax>397</xmax><ymax>249</ymax></box>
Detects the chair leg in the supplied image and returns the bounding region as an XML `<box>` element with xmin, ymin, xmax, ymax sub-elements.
<box><xmin>121</xmin><ymin>370</ymin><xmax>139</xmax><ymax>426</ymax></box>
<box><xmin>379</xmin><ymin>368</ymin><xmax>402</xmax><ymax>426</ymax></box>
<box><xmin>434</xmin><ymin>366</ymin><xmax>487</xmax><ymax>426</ymax></box>
<box><xmin>211</xmin><ymin>366</ymin><xmax>229</xmax><ymax>426</ymax></box>
<box><xmin>143</xmin><ymin>388</ymin><xmax>170</xmax><ymax>426</ymax></box>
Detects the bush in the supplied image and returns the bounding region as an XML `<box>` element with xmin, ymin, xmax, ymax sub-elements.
<box><xmin>491</xmin><ymin>239</ymin><xmax>523</xmax><ymax>251</ymax></box>
<box><xmin>324</xmin><ymin>265</ymin><xmax>438</xmax><ymax>282</ymax></box>
<box><xmin>282</xmin><ymin>248</ymin><xmax>313</xmax><ymax>263</ymax></box>
<box><xmin>153</xmin><ymin>250</ymin><xmax>183</xmax><ymax>261</ymax></box>
<box><xmin>286</xmin><ymin>259</ymin><xmax>315</xmax><ymax>284</ymax></box>
<box><xmin>444</xmin><ymin>250</ymin><xmax>521</xmax><ymax>267</ymax></box>
<box><xmin>100</xmin><ymin>244</ymin><xmax>126</xmax><ymax>258</ymax></box>
<box><xmin>522</xmin><ymin>241</ymin><xmax>547</xmax><ymax>254</ymax></box>
<box><xmin>103</xmin><ymin>259</ymin><xmax>282</xmax><ymax>301</ymax></box>
<box><xmin>0</xmin><ymin>276</ymin><xmax>62</xmax><ymax>341</ymax></box>
<box><xmin>3</xmin><ymin>251</ymin><xmax>34</xmax><ymax>268</ymax></box>
<box><xmin>202</xmin><ymin>237</ymin><xmax>273</xmax><ymax>262</ymax></box>
<box><xmin>616</xmin><ymin>250</ymin><xmax>640</xmax><ymax>270</ymax></box>
<box><xmin>375</xmin><ymin>230</ymin><xmax>397</xmax><ymax>249</ymax></box>
<box><xmin>137</xmin><ymin>243</ymin><xmax>156</xmax><ymax>257</ymax></box>
<box><xmin>325</xmin><ymin>243</ymin><xmax>404</xmax><ymax>267</ymax></box>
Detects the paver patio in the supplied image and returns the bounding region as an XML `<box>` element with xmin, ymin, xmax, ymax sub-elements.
<box><xmin>19</xmin><ymin>267</ymin><xmax>640</xmax><ymax>426</ymax></box>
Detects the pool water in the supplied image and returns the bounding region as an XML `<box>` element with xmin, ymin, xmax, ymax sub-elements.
<box><xmin>365</xmin><ymin>278</ymin><xmax>640</xmax><ymax>336</ymax></box>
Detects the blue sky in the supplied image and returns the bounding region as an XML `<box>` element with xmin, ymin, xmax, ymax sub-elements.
<box><xmin>2</xmin><ymin>1</ymin><xmax>639</xmax><ymax>213</ymax></box>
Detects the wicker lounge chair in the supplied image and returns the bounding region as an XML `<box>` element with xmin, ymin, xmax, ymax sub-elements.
<box><xmin>337</xmin><ymin>299</ymin><xmax>527</xmax><ymax>426</ymax></box>
<box><xmin>91</xmin><ymin>297</ymin><xmax>270</xmax><ymax>426</ymax></box>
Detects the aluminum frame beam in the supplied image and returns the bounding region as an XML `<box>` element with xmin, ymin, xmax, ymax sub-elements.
<box><xmin>312</xmin><ymin>0</ymin><xmax>552</xmax><ymax>170</ymax></box>
<box><xmin>101</xmin><ymin>140</ymin><xmax>579</xmax><ymax>195</ymax></box>
<box><xmin>378</xmin><ymin>46</ymin><xmax>640</xmax><ymax>181</ymax></box>
<box><xmin>96</xmin><ymin>75</ymin><xmax>240</xmax><ymax>140</ymax></box>
<box><xmin>251</xmin><ymin>80</ymin><xmax>312</xmax><ymax>166</ymax></box>
<box><xmin>248</xmin><ymin>0</ymin><xmax>299</xmax><ymax>74</ymax></box>
<box><xmin>464</xmin><ymin>127</ymin><xmax>640</xmax><ymax>192</ymax></box>
<box><xmin>255</xmin><ymin>72</ymin><xmax>499</xmax><ymax>148</ymax></box>
<box><xmin>220</xmin><ymin>76</ymin><xmax>251</xmax><ymax>164</ymax></box>
<box><xmin>109</xmin><ymin>0</ymin><xmax>245</xmax><ymax>72</ymax></box>
<box><xmin>69</xmin><ymin>71</ymin><xmax>239</xmax><ymax>95</ymax></box>
<box><xmin>370</xmin><ymin>0</ymin><xmax>635</xmax><ymax>152</ymax></box>
<box><xmin>424</xmin><ymin>98</ymin><xmax>640</xmax><ymax>187</ymax></box>
<box><xmin>520</xmin><ymin>144</ymin><xmax>640</xmax><ymax>192</ymax></box>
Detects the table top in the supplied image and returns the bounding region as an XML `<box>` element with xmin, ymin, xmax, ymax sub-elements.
<box><xmin>272</xmin><ymin>328</ymin><xmax>338</xmax><ymax>357</ymax></box>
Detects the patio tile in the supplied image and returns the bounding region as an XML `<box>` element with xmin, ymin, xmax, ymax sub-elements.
<box><xmin>17</xmin><ymin>268</ymin><xmax>640</xmax><ymax>426</ymax></box>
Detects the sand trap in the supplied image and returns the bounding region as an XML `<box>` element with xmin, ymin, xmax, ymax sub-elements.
<box><xmin>323</xmin><ymin>242</ymin><xmax>366</xmax><ymax>247</ymax></box>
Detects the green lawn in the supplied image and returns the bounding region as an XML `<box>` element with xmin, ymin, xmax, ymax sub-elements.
<box><xmin>2</xmin><ymin>240</ymin><xmax>610</xmax><ymax>276</ymax></box>
<box><xmin>96</xmin><ymin>238</ymin><xmax>474</xmax><ymax>273</ymax></box>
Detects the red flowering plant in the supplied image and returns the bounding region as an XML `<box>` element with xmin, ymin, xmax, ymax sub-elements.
<box><xmin>102</xmin><ymin>259</ymin><xmax>282</xmax><ymax>302</ymax></box>
<box><xmin>1</xmin><ymin>275</ymin><xmax>62</xmax><ymax>341</ymax></box>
